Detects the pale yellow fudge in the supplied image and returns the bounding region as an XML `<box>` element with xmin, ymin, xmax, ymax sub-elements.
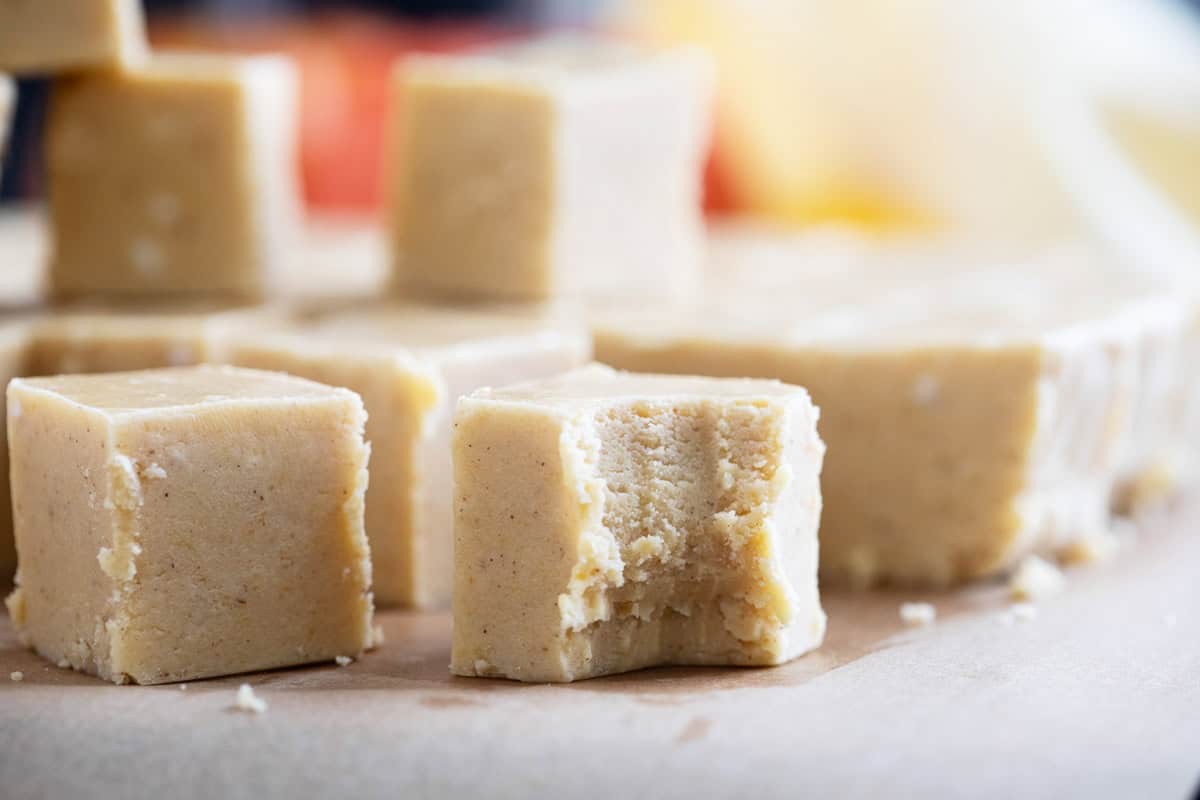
<box><xmin>0</xmin><ymin>0</ymin><xmax>145</xmax><ymax>75</ymax></box>
<box><xmin>595</xmin><ymin>238</ymin><xmax>1196</xmax><ymax>587</ymax></box>
<box><xmin>227</xmin><ymin>304</ymin><xmax>591</xmax><ymax>608</ymax></box>
<box><xmin>47</xmin><ymin>53</ymin><xmax>300</xmax><ymax>298</ymax></box>
<box><xmin>0</xmin><ymin>319</ymin><xmax>33</xmax><ymax>585</ymax></box>
<box><xmin>387</xmin><ymin>36</ymin><xmax>712</xmax><ymax>301</ymax></box>
<box><xmin>451</xmin><ymin>365</ymin><xmax>826</xmax><ymax>683</ymax></box>
<box><xmin>26</xmin><ymin>304</ymin><xmax>281</xmax><ymax>377</ymax></box>
<box><xmin>0</xmin><ymin>75</ymin><xmax>13</xmax><ymax>170</ymax></box>
<box><xmin>5</xmin><ymin>366</ymin><xmax>373</xmax><ymax>684</ymax></box>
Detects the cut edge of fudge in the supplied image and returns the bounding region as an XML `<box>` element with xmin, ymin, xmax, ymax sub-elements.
<box><xmin>451</xmin><ymin>364</ymin><xmax>826</xmax><ymax>682</ymax></box>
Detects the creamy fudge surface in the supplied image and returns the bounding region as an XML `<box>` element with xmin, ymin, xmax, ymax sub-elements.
<box><xmin>389</xmin><ymin>36</ymin><xmax>711</xmax><ymax>302</ymax></box>
<box><xmin>47</xmin><ymin>53</ymin><xmax>299</xmax><ymax>298</ymax></box>
<box><xmin>0</xmin><ymin>0</ymin><xmax>146</xmax><ymax>74</ymax></box>
<box><xmin>452</xmin><ymin>365</ymin><xmax>825</xmax><ymax>682</ymax></box>
<box><xmin>6</xmin><ymin>365</ymin><xmax>373</xmax><ymax>685</ymax></box>
<box><xmin>228</xmin><ymin>304</ymin><xmax>591</xmax><ymax>608</ymax></box>
<box><xmin>18</xmin><ymin>364</ymin><xmax>342</xmax><ymax>414</ymax></box>
<box><xmin>594</xmin><ymin>235</ymin><xmax>1199</xmax><ymax>587</ymax></box>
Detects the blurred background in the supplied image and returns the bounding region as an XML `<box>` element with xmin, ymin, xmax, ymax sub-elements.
<box><xmin>4</xmin><ymin>0</ymin><xmax>1200</xmax><ymax>267</ymax></box>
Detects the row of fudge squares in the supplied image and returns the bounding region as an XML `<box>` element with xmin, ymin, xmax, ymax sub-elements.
<box><xmin>3</xmin><ymin>4</ymin><xmax>711</xmax><ymax>303</ymax></box>
<box><xmin>7</xmin><ymin>364</ymin><xmax>822</xmax><ymax>684</ymax></box>
<box><xmin>0</xmin><ymin>303</ymin><xmax>593</xmax><ymax>607</ymax></box>
<box><xmin>2</xmin><ymin>244</ymin><xmax>1197</xmax><ymax>605</ymax></box>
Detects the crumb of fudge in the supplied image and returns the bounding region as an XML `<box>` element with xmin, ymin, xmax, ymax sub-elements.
<box><xmin>899</xmin><ymin>602</ymin><xmax>937</xmax><ymax>627</ymax></box>
<box><xmin>56</xmin><ymin>658</ymin><xmax>70</xmax><ymax>669</ymax></box>
<box><xmin>335</xmin><ymin>655</ymin><xmax>353</xmax><ymax>667</ymax></box>
<box><xmin>234</xmin><ymin>683</ymin><xmax>267</xmax><ymax>714</ymax></box>
<box><xmin>179</xmin><ymin>684</ymin><xmax>188</xmax><ymax>691</ymax></box>
<box><xmin>1009</xmin><ymin>555</ymin><xmax>1065</xmax><ymax>601</ymax></box>
<box><xmin>997</xmin><ymin>602</ymin><xmax>1039</xmax><ymax>626</ymax></box>
<box><xmin>10</xmin><ymin>671</ymin><xmax>23</xmax><ymax>682</ymax></box>
<box><xmin>1059</xmin><ymin>530</ymin><xmax>1120</xmax><ymax>566</ymax></box>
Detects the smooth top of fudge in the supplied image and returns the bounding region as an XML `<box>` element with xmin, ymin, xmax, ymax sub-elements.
<box><xmin>79</xmin><ymin>51</ymin><xmax>295</xmax><ymax>88</ymax></box>
<box><xmin>317</xmin><ymin>303</ymin><xmax>582</xmax><ymax>343</ymax></box>
<box><xmin>469</xmin><ymin>364</ymin><xmax>808</xmax><ymax>410</ymax></box>
<box><xmin>10</xmin><ymin>365</ymin><xmax>349</xmax><ymax>418</ymax></box>
<box><xmin>403</xmin><ymin>35</ymin><xmax>711</xmax><ymax>93</ymax></box>
<box><xmin>597</xmin><ymin>233</ymin><xmax>1193</xmax><ymax>350</ymax></box>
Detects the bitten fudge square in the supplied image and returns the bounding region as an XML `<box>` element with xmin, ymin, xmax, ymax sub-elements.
<box><xmin>5</xmin><ymin>366</ymin><xmax>373</xmax><ymax>685</ymax></box>
<box><xmin>451</xmin><ymin>365</ymin><xmax>826</xmax><ymax>683</ymax></box>
<box><xmin>47</xmin><ymin>53</ymin><xmax>300</xmax><ymax>298</ymax></box>
<box><xmin>388</xmin><ymin>36</ymin><xmax>712</xmax><ymax>302</ymax></box>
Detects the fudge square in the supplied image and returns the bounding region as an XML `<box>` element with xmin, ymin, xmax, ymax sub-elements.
<box><xmin>0</xmin><ymin>0</ymin><xmax>145</xmax><ymax>75</ymax></box>
<box><xmin>387</xmin><ymin>36</ymin><xmax>713</xmax><ymax>302</ymax></box>
<box><xmin>4</xmin><ymin>366</ymin><xmax>373</xmax><ymax>685</ymax></box>
<box><xmin>228</xmin><ymin>303</ymin><xmax>591</xmax><ymax>608</ymax></box>
<box><xmin>451</xmin><ymin>365</ymin><xmax>826</xmax><ymax>683</ymax></box>
<box><xmin>47</xmin><ymin>53</ymin><xmax>300</xmax><ymax>298</ymax></box>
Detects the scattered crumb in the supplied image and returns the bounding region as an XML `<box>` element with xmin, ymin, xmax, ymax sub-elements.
<box><xmin>233</xmin><ymin>683</ymin><xmax>267</xmax><ymax>714</ymax></box>
<box><xmin>371</xmin><ymin>624</ymin><xmax>385</xmax><ymax>647</ymax></box>
<box><xmin>1165</xmin><ymin>614</ymin><xmax>1178</xmax><ymax>630</ymax></box>
<box><xmin>56</xmin><ymin>658</ymin><xmax>70</xmax><ymax>669</ymax></box>
<box><xmin>335</xmin><ymin>655</ymin><xmax>353</xmax><ymax>667</ymax></box>
<box><xmin>997</xmin><ymin>602</ymin><xmax>1039</xmax><ymax>626</ymax></box>
<box><xmin>1059</xmin><ymin>530</ymin><xmax>1120</xmax><ymax>566</ymax></box>
<box><xmin>1009</xmin><ymin>554</ymin><xmax>1066</xmax><ymax>601</ymax></box>
<box><xmin>10</xmin><ymin>671</ymin><xmax>23</xmax><ymax>682</ymax></box>
<box><xmin>1011</xmin><ymin>603</ymin><xmax>1038</xmax><ymax>622</ymax></box>
<box><xmin>899</xmin><ymin>602</ymin><xmax>937</xmax><ymax>627</ymax></box>
<box><xmin>473</xmin><ymin>659</ymin><xmax>492</xmax><ymax>675</ymax></box>
<box><xmin>179</xmin><ymin>684</ymin><xmax>188</xmax><ymax>691</ymax></box>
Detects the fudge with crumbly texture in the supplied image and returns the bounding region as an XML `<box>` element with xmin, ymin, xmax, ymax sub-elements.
<box><xmin>5</xmin><ymin>366</ymin><xmax>373</xmax><ymax>684</ymax></box>
<box><xmin>451</xmin><ymin>365</ymin><xmax>826</xmax><ymax>683</ymax></box>
<box><xmin>227</xmin><ymin>303</ymin><xmax>590</xmax><ymax>608</ymax></box>
<box><xmin>47</xmin><ymin>53</ymin><xmax>299</xmax><ymax>298</ymax></box>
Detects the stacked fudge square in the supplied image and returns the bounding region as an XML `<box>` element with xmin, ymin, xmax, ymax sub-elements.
<box><xmin>1</xmin><ymin>4</ymin><xmax>1197</xmax><ymax>688</ymax></box>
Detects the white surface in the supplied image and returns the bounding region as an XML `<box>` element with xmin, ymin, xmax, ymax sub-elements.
<box><xmin>1</xmin><ymin>498</ymin><xmax>1197</xmax><ymax>799</ymax></box>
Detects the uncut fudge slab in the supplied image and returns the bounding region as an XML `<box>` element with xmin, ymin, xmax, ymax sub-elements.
<box><xmin>47</xmin><ymin>53</ymin><xmax>300</xmax><ymax>298</ymax></box>
<box><xmin>26</xmin><ymin>304</ymin><xmax>282</xmax><ymax>376</ymax></box>
<box><xmin>595</xmin><ymin>243</ymin><xmax>1196</xmax><ymax>587</ymax></box>
<box><xmin>0</xmin><ymin>0</ymin><xmax>145</xmax><ymax>75</ymax></box>
<box><xmin>4</xmin><ymin>366</ymin><xmax>373</xmax><ymax>685</ymax></box>
<box><xmin>227</xmin><ymin>304</ymin><xmax>591</xmax><ymax>608</ymax></box>
<box><xmin>387</xmin><ymin>36</ymin><xmax>712</xmax><ymax>302</ymax></box>
<box><xmin>451</xmin><ymin>365</ymin><xmax>826</xmax><ymax>683</ymax></box>
<box><xmin>0</xmin><ymin>319</ymin><xmax>32</xmax><ymax>585</ymax></box>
